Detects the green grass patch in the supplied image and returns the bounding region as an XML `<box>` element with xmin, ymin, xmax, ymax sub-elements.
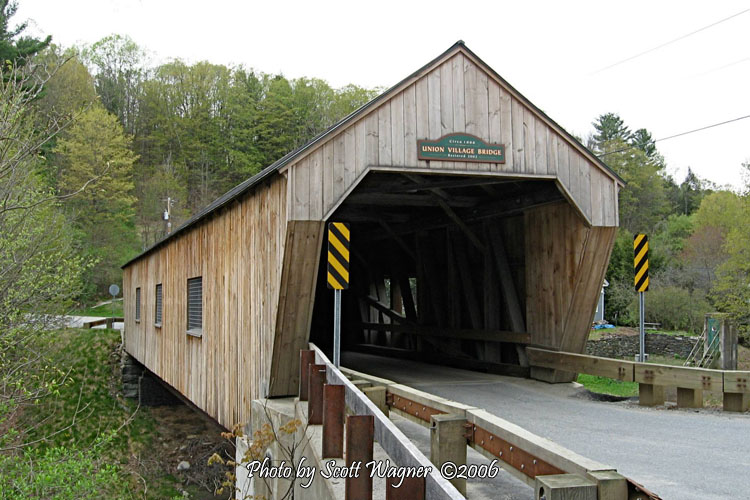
<box><xmin>646</xmin><ymin>354</ymin><xmax>686</xmax><ymax>366</ymax></box>
<box><xmin>648</xmin><ymin>329</ymin><xmax>698</xmax><ymax>337</ymax></box>
<box><xmin>20</xmin><ymin>329</ymin><xmax>152</xmax><ymax>451</ymax></box>
<box><xmin>576</xmin><ymin>373</ymin><xmax>638</xmax><ymax>397</ymax></box>
<box><xmin>9</xmin><ymin>328</ymin><xmax>184</xmax><ymax>499</ymax></box>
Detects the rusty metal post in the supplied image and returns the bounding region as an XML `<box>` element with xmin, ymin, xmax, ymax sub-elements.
<box><xmin>386</xmin><ymin>475</ymin><xmax>425</xmax><ymax>500</ymax></box>
<box><xmin>345</xmin><ymin>415</ymin><xmax>374</xmax><ymax>500</ymax></box>
<box><xmin>299</xmin><ymin>350</ymin><xmax>315</xmax><ymax>401</ymax></box>
<box><xmin>308</xmin><ymin>364</ymin><xmax>326</xmax><ymax>424</ymax></box>
<box><xmin>323</xmin><ymin>384</ymin><xmax>345</xmax><ymax>458</ymax></box>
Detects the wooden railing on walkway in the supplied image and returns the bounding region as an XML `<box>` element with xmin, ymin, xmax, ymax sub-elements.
<box><xmin>306</xmin><ymin>343</ymin><xmax>463</xmax><ymax>500</ymax></box>
<box><xmin>526</xmin><ymin>347</ymin><xmax>750</xmax><ymax>412</ymax></box>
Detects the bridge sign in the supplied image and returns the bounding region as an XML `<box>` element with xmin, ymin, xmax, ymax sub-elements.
<box><xmin>327</xmin><ymin>222</ymin><xmax>350</xmax><ymax>368</ymax></box>
<box><xmin>633</xmin><ymin>234</ymin><xmax>649</xmax><ymax>292</ymax></box>
<box><xmin>327</xmin><ymin>222</ymin><xmax>350</xmax><ymax>290</ymax></box>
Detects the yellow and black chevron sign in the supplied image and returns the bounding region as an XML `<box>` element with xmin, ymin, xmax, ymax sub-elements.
<box><xmin>327</xmin><ymin>222</ymin><xmax>350</xmax><ymax>290</ymax></box>
<box><xmin>633</xmin><ymin>233</ymin><xmax>649</xmax><ymax>292</ymax></box>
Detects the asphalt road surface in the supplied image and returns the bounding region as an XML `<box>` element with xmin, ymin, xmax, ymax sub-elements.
<box><xmin>342</xmin><ymin>351</ymin><xmax>750</xmax><ymax>500</ymax></box>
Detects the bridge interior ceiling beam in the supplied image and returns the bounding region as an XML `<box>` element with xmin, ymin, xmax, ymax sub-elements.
<box><xmin>310</xmin><ymin>172</ymin><xmax>569</xmax><ymax>376</ymax></box>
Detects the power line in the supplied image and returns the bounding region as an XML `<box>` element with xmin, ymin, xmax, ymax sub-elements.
<box><xmin>692</xmin><ymin>56</ymin><xmax>750</xmax><ymax>78</ymax></box>
<box><xmin>596</xmin><ymin>113</ymin><xmax>750</xmax><ymax>158</ymax></box>
<box><xmin>592</xmin><ymin>8</ymin><xmax>750</xmax><ymax>75</ymax></box>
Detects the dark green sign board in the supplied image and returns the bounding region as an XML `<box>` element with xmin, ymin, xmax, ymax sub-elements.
<box><xmin>418</xmin><ymin>133</ymin><xmax>505</xmax><ymax>163</ymax></box>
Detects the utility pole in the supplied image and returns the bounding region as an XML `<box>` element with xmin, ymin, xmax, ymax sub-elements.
<box><xmin>163</xmin><ymin>197</ymin><xmax>175</xmax><ymax>235</ymax></box>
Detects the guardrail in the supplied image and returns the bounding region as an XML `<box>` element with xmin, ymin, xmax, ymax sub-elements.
<box><xmin>526</xmin><ymin>347</ymin><xmax>750</xmax><ymax>412</ymax></box>
<box><xmin>339</xmin><ymin>364</ymin><xmax>657</xmax><ymax>499</ymax></box>
<box><xmin>307</xmin><ymin>343</ymin><xmax>463</xmax><ymax>500</ymax></box>
<box><xmin>83</xmin><ymin>317</ymin><xmax>124</xmax><ymax>328</ymax></box>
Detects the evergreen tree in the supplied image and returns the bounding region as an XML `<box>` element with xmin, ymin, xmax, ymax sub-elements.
<box><xmin>0</xmin><ymin>0</ymin><xmax>51</xmax><ymax>67</ymax></box>
<box><xmin>630</xmin><ymin>128</ymin><xmax>656</xmax><ymax>158</ymax></box>
<box><xmin>591</xmin><ymin>112</ymin><xmax>631</xmax><ymax>151</ymax></box>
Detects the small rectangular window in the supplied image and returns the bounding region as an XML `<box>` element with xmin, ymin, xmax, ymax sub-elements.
<box><xmin>135</xmin><ymin>287</ymin><xmax>141</xmax><ymax>322</ymax></box>
<box><xmin>155</xmin><ymin>283</ymin><xmax>163</xmax><ymax>327</ymax></box>
<box><xmin>187</xmin><ymin>277</ymin><xmax>202</xmax><ymax>336</ymax></box>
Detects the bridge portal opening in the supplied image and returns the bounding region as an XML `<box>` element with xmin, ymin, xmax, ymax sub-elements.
<box><xmin>309</xmin><ymin>171</ymin><xmax>565</xmax><ymax>375</ymax></box>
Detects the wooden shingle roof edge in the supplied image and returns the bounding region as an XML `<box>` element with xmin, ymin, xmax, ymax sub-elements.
<box><xmin>122</xmin><ymin>40</ymin><xmax>623</xmax><ymax>269</ymax></box>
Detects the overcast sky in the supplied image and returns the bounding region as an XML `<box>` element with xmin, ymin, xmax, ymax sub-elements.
<box><xmin>17</xmin><ymin>0</ymin><xmax>750</xmax><ymax>189</ymax></box>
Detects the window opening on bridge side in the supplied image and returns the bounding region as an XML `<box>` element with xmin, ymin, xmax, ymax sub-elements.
<box><xmin>187</xmin><ymin>277</ymin><xmax>203</xmax><ymax>337</ymax></box>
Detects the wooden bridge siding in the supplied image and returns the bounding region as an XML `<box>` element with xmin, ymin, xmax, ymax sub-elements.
<box><xmin>525</xmin><ymin>202</ymin><xmax>617</xmax><ymax>355</ymax></box>
<box><xmin>124</xmin><ymin>176</ymin><xmax>288</xmax><ymax>429</ymax></box>
<box><xmin>287</xmin><ymin>51</ymin><xmax>618</xmax><ymax>226</ymax></box>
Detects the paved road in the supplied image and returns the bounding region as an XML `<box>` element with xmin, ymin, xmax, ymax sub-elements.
<box><xmin>342</xmin><ymin>352</ymin><xmax>750</xmax><ymax>500</ymax></box>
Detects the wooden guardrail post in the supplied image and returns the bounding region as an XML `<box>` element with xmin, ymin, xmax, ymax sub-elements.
<box><xmin>723</xmin><ymin>371</ymin><xmax>750</xmax><ymax>412</ymax></box>
<box><xmin>345</xmin><ymin>415</ymin><xmax>374</xmax><ymax>500</ymax></box>
<box><xmin>308</xmin><ymin>364</ymin><xmax>326</xmax><ymax>424</ymax></box>
<box><xmin>588</xmin><ymin>470</ymin><xmax>628</xmax><ymax>500</ymax></box>
<box><xmin>676</xmin><ymin>387</ymin><xmax>702</xmax><ymax>408</ymax></box>
<box><xmin>429</xmin><ymin>414</ymin><xmax>467</xmax><ymax>495</ymax></box>
<box><xmin>362</xmin><ymin>385</ymin><xmax>389</xmax><ymax>416</ymax></box>
<box><xmin>535</xmin><ymin>474</ymin><xmax>597</xmax><ymax>500</ymax></box>
<box><xmin>299</xmin><ymin>350</ymin><xmax>315</xmax><ymax>401</ymax></box>
<box><xmin>638</xmin><ymin>382</ymin><xmax>665</xmax><ymax>407</ymax></box>
<box><xmin>323</xmin><ymin>384</ymin><xmax>345</xmax><ymax>458</ymax></box>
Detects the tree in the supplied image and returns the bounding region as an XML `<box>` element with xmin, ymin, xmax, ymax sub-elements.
<box><xmin>82</xmin><ymin>34</ymin><xmax>147</xmax><ymax>135</ymax></box>
<box><xmin>0</xmin><ymin>55</ymin><xmax>91</xmax><ymax>461</ymax></box>
<box><xmin>0</xmin><ymin>0</ymin><xmax>51</xmax><ymax>68</ymax></box>
<box><xmin>54</xmin><ymin>106</ymin><xmax>139</xmax><ymax>296</ymax></box>
<box><xmin>665</xmin><ymin>167</ymin><xmax>709</xmax><ymax>216</ymax></box>
<box><xmin>630</xmin><ymin>128</ymin><xmax>656</xmax><ymax>158</ymax></box>
<box><xmin>696</xmin><ymin>178</ymin><xmax>750</xmax><ymax>343</ymax></box>
<box><xmin>603</xmin><ymin>140</ymin><xmax>669</xmax><ymax>233</ymax></box>
<box><xmin>591</xmin><ymin>112</ymin><xmax>631</xmax><ymax>151</ymax></box>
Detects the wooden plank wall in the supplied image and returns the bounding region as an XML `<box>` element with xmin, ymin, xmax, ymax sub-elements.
<box><xmin>268</xmin><ymin>221</ymin><xmax>324</xmax><ymax>397</ymax></box>
<box><xmin>524</xmin><ymin>202</ymin><xmax>617</xmax><ymax>355</ymax></box>
<box><xmin>123</xmin><ymin>175</ymin><xmax>288</xmax><ymax>430</ymax></box>
<box><xmin>288</xmin><ymin>50</ymin><xmax>619</xmax><ymax>227</ymax></box>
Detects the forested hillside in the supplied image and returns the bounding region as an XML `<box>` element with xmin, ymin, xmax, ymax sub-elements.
<box><xmin>34</xmin><ymin>35</ymin><xmax>380</xmax><ymax>297</ymax></box>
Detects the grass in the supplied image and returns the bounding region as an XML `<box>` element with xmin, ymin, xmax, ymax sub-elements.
<box><xmin>648</xmin><ymin>329</ymin><xmax>698</xmax><ymax>337</ymax></box>
<box><xmin>576</xmin><ymin>374</ymin><xmax>638</xmax><ymax>397</ymax></box>
<box><xmin>16</xmin><ymin>328</ymin><xmax>185</xmax><ymax>499</ymax></box>
<box><xmin>580</xmin><ymin>328</ymin><xmax>691</xmax><ymax>397</ymax></box>
<box><xmin>71</xmin><ymin>299</ymin><xmax>123</xmax><ymax>317</ymax></box>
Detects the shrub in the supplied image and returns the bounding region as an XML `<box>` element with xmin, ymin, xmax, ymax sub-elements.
<box><xmin>627</xmin><ymin>285</ymin><xmax>710</xmax><ymax>333</ymax></box>
<box><xmin>0</xmin><ymin>444</ymin><xmax>123</xmax><ymax>500</ymax></box>
<box><xmin>604</xmin><ymin>279</ymin><xmax>637</xmax><ymax>326</ymax></box>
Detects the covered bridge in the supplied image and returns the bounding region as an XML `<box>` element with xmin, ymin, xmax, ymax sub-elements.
<box><xmin>122</xmin><ymin>41</ymin><xmax>622</xmax><ymax>430</ymax></box>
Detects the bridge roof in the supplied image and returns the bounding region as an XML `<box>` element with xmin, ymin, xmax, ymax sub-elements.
<box><xmin>123</xmin><ymin>41</ymin><xmax>621</xmax><ymax>269</ymax></box>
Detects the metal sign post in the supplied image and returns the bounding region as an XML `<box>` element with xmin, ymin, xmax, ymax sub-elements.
<box><xmin>327</xmin><ymin>222</ymin><xmax>350</xmax><ymax>368</ymax></box>
<box><xmin>639</xmin><ymin>291</ymin><xmax>645</xmax><ymax>362</ymax></box>
<box><xmin>108</xmin><ymin>283</ymin><xmax>120</xmax><ymax>322</ymax></box>
<box><xmin>333</xmin><ymin>289</ymin><xmax>342</xmax><ymax>366</ymax></box>
<box><xmin>634</xmin><ymin>234</ymin><xmax>649</xmax><ymax>362</ymax></box>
